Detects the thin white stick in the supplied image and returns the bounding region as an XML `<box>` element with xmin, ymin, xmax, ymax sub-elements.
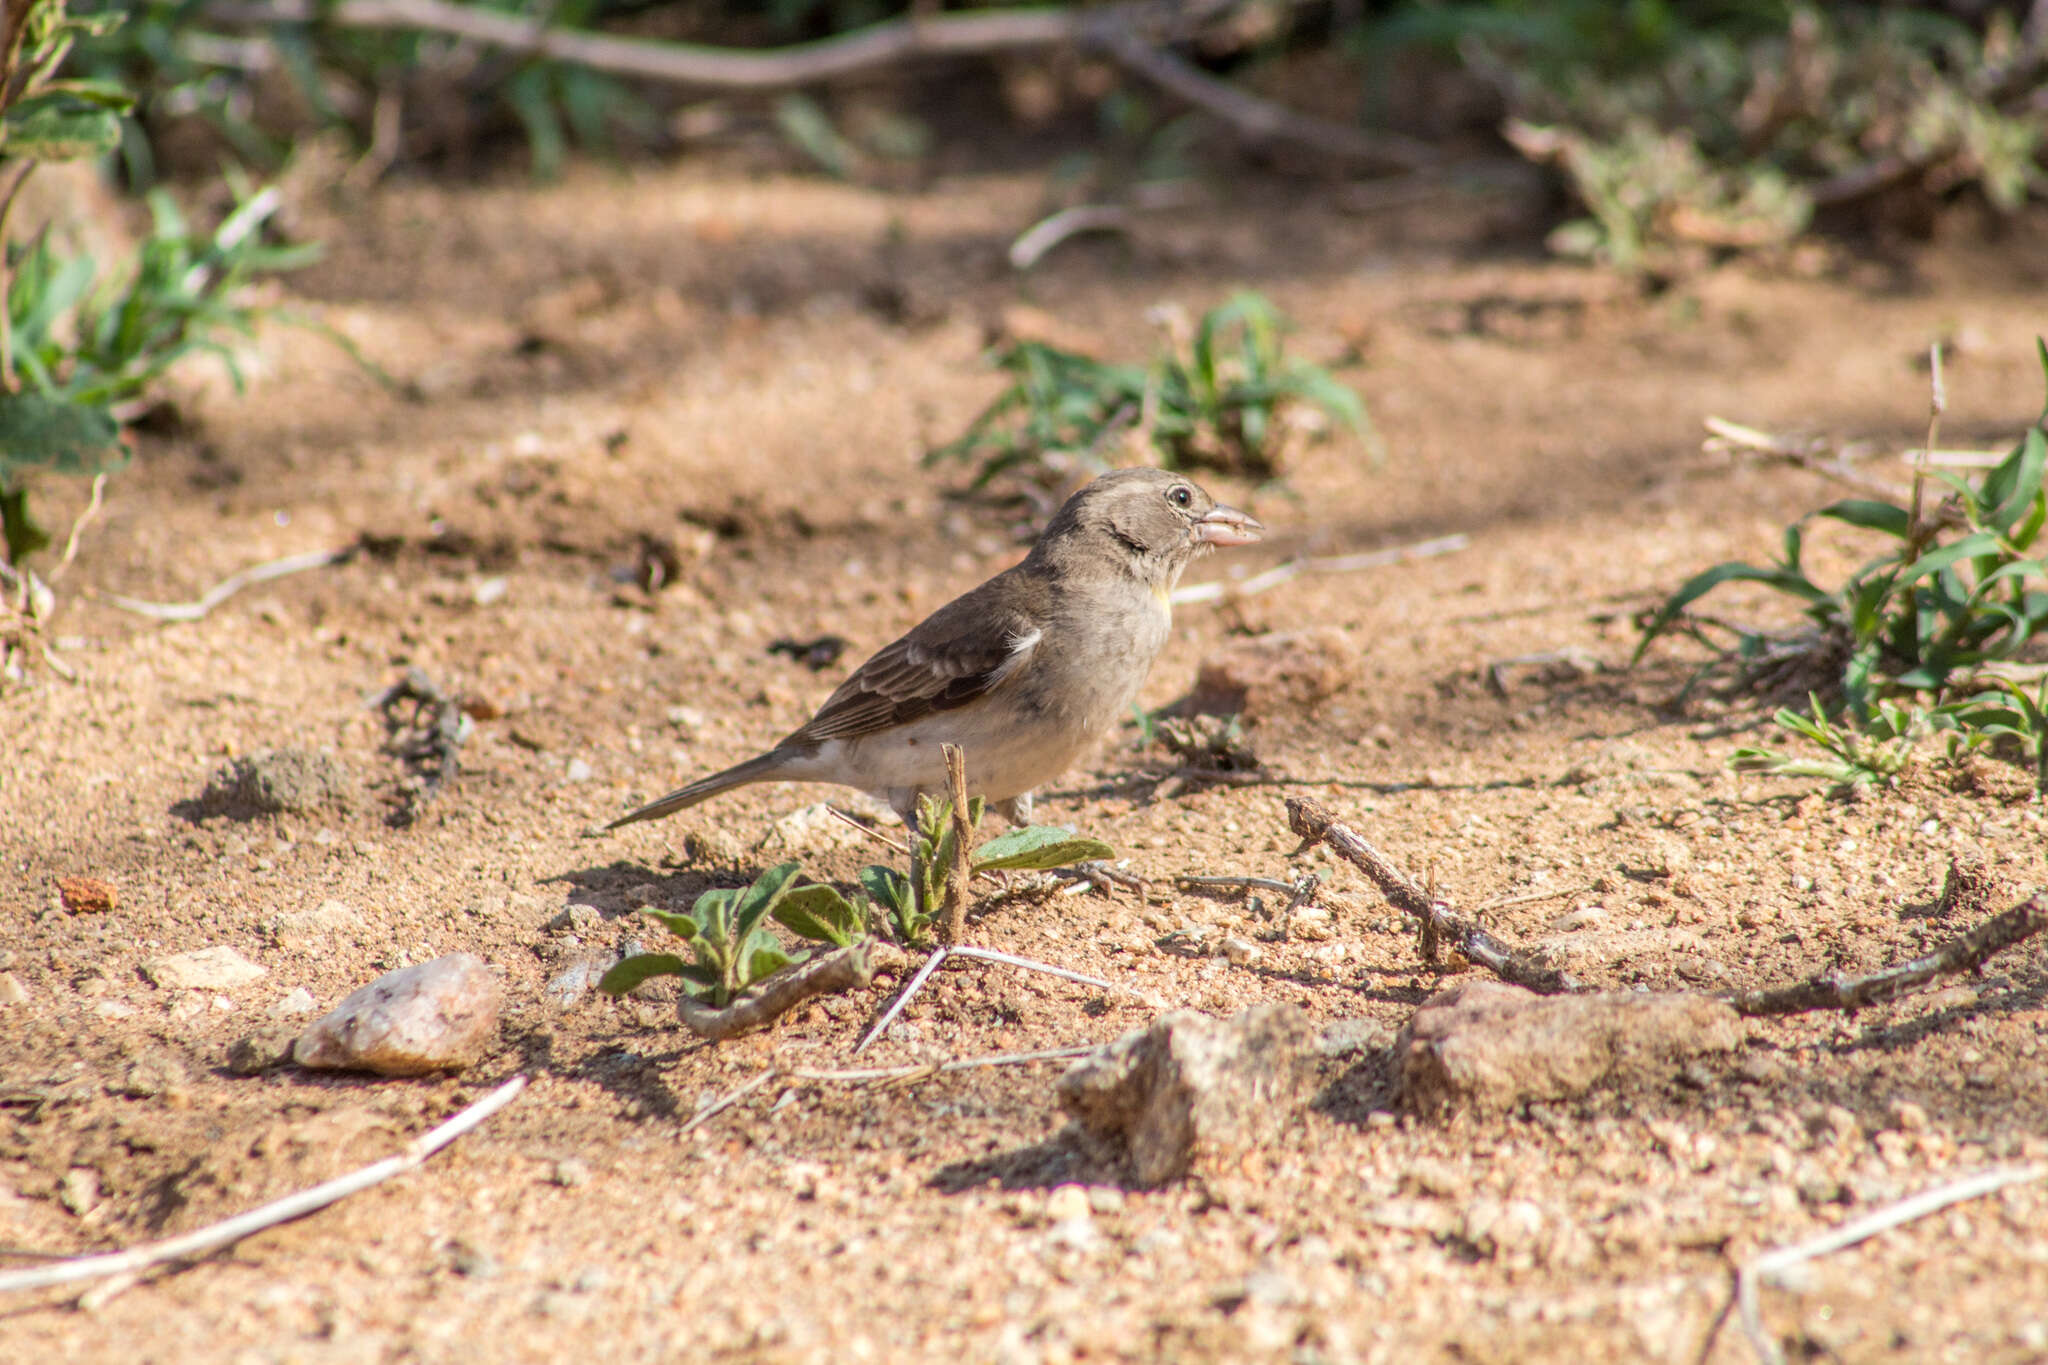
<box><xmin>682</xmin><ymin>1069</ymin><xmax>777</xmax><ymax>1133</ymax></box>
<box><xmin>852</xmin><ymin>945</ymin><xmax>949</xmax><ymax>1056</ymax></box>
<box><xmin>1008</xmin><ymin>204</ymin><xmax>1130</xmax><ymax>271</ymax></box>
<box><xmin>90</xmin><ymin>545</ymin><xmax>354</xmax><ymax>622</ymax></box>
<box><xmin>1735</xmin><ymin>1163</ymin><xmax>2048</xmax><ymax>1364</ymax></box>
<box><xmin>0</xmin><ymin>1075</ymin><xmax>527</xmax><ymax>1295</ymax></box>
<box><xmin>47</xmin><ymin>473</ymin><xmax>106</xmax><ymax>586</ymax></box>
<box><xmin>1171</xmin><ymin>533</ymin><xmax>1469</xmax><ymax>606</ymax></box>
<box><xmin>947</xmin><ymin>944</ymin><xmax>1120</xmax><ymax>994</ymax></box>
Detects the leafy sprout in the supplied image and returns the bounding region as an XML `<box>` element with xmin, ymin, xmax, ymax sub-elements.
<box><xmin>927</xmin><ymin>292</ymin><xmax>1374</xmax><ymax>490</ymax></box>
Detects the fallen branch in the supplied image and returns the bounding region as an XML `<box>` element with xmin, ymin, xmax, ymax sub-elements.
<box><xmin>679</xmin><ymin>941</ymin><xmax>899</xmax><ymax>1042</ymax></box>
<box><xmin>1733</xmin><ymin>1163</ymin><xmax>2048</xmax><ymax>1365</ymax></box>
<box><xmin>1728</xmin><ymin>893</ymin><xmax>2048</xmax><ymax>1017</ymax></box>
<box><xmin>0</xmin><ymin>1075</ymin><xmax>527</xmax><ymax>1296</ymax></box>
<box><xmin>202</xmin><ymin>0</ymin><xmax>1424</xmax><ymax>168</ymax></box>
<box><xmin>1285</xmin><ymin>795</ymin><xmax>1579</xmax><ymax>994</ymax></box>
<box><xmin>89</xmin><ymin>545</ymin><xmax>355</xmax><ymax>622</ymax></box>
<box><xmin>1170</xmin><ymin>533</ymin><xmax>1469</xmax><ymax>606</ymax></box>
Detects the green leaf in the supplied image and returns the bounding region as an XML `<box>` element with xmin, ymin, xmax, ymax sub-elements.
<box><xmin>772</xmin><ymin>883</ymin><xmax>865</xmax><ymax>947</ymax></box>
<box><xmin>732</xmin><ymin>860</ymin><xmax>804</xmax><ymax>940</ymax></box>
<box><xmin>34</xmin><ymin>81</ymin><xmax>136</xmax><ymax>112</ymax></box>
<box><xmin>972</xmin><ymin>827</ymin><xmax>1115</xmax><ymax>872</ymax></box>
<box><xmin>1896</xmin><ymin>533</ymin><xmax>2002</xmax><ymax>587</ymax></box>
<box><xmin>857</xmin><ymin>864</ymin><xmax>911</xmax><ymax>915</ymax></box>
<box><xmin>739</xmin><ymin>929</ymin><xmax>794</xmax><ymax>985</ymax></box>
<box><xmin>1980</xmin><ymin>428</ymin><xmax>2046</xmax><ymax>538</ymax></box>
<box><xmin>1634</xmin><ymin>559</ymin><xmax>1829</xmax><ymax>661</ymax></box>
<box><xmin>598</xmin><ymin>953</ymin><xmax>691</xmax><ymax>996</ymax></box>
<box><xmin>636</xmin><ymin>906</ymin><xmax>701</xmax><ymax>941</ymax></box>
<box><xmin>1818</xmin><ymin>499</ymin><xmax>1912</xmax><ymax>539</ymax></box>
<box><xmin>0</xmin><ymin>104</ymin><xmax>121</xmax><ymax>161</ymax></box>
<box><xmin>1</xmin><ymin>487</ymin><xmax>50</xmax><ymax>560</ymax></box>
<box><xmin>0</xmin><ymin>393</ymin><xmax>126</xmax><ymax>480</ymax></box>
<box><xmin>691</xmin><ymin>887</ymin><xmax>738</xmax><ymax>942</ymax></box>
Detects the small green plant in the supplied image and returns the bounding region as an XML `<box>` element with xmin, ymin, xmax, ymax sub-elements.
<box><xmin>1939</xmin><ymin>674</ymin><xmax>2048</xmax><ymax>793</ymax></box>
<box><xmin>1643</xmin><ymin>340</ymin><xmax>2048</xmax><ymax>790</ymax></box>
<box><xmin>927</xmin><ymin>292</ymin><xmax>1372</xmax><ymax>488</ymax></box>
<box><xmin>599</xmin><ymin>861</ymin><xmax>810</xmax><ymax>1007</ymax></box>
<box><xmin>1730</xmin><ymin>693</ymin><xmax>1932</xmax><ymax>790</ymax></box>
<box><xmin>1640</xmin><ymin>347</ymin><xmax>2048</xmax><ymax>718</ymax></box>
<box><xmin>859</xmin><ymin>795</ymin><xmax>1114</xmax><ymax>948</ymax></box>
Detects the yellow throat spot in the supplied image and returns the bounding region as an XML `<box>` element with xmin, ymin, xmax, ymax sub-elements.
<box><xmin>1153</xmin><ymin>582</ymin><xmax>1173</xmax><ymax>610</ymax></box>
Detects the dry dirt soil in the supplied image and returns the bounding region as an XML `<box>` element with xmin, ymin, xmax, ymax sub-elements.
<box><xmin>5</xmin><ymin>156</ymin><xmax>2048</xmax><ymax>1364</ymax></box>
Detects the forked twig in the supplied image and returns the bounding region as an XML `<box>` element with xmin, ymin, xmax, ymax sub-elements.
<box><xmin>1286</xmin><ymin>795</ymin><xmax>1579</xmax><ymax>994</ymax></box>
<box><xmin>1732</xmin><ymin>1164</ymin><xmax>2048</xmax><ymax>1364</ymax></box>
<box><xmin>0</xmin><ymin>1075</ymin><xmax>527</xmax><ymax>1296</ymax></box>
<box><xmin>853</xmin><ymin>945</ymin><xmax>949</xmax><ymax>1056</ymax></box>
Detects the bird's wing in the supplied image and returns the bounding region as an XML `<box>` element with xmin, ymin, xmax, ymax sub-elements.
<box><xmin>785</xmin><ymin>572</ymin><xmax>1045</xmax><ymax>746</ymax></box>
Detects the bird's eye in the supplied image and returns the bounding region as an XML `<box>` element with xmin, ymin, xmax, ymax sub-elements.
<box><xmin>1168</xmin><ymin>485</ymin><xmax>1192</xmax><ymax>508</ymax></box>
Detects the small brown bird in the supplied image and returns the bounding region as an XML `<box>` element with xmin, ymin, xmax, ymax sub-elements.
<box><xmin>607</xmin><ymin>468</ymin><xmax>1263</xmax><ymax>833</ymax></box>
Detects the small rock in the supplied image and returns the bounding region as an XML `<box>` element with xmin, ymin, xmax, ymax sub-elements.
<box><xmin>1316</xmin><ymin>1017</ymin><xmax>1393</xmax><ymax>1058</ymax></box>
<box><xmin>93</xmin><ymin>999</ymin><xmax>137</xmax><ymax>1019</ymax></box>
<box><xmin>1552</xmin><ymin>905</ymin><xmax>1607</xmax><ymax>931</ymax></box>
<box><xmin>293</xmin><ymin>954</ymin><xmax>502</xmax><ymax>1076</ymax></box>
<box><xmin>199</xmin><ymin>748</ymin><xmax>352</xmax><ymax>816</ymax></box>
<box><xmin>666</xmin><ymin>706</ymin><xmax>705</xmax><ymax>735</ymax></box>
<box><xmin>118</xmin><ymin>1054</ymin><xmax>188</xmax><ymax>1097</ymax></box>
<box><xmin>1888</xmin><ymin>1099</ymin><xmax>1929</xmax><ymax>1133</ymax></box>
<box><xmin>0</xmin><ymin>973</ymin><xmax>27</xmax><ymax>1006</ymax></box>
<box><xmin>1219</xmin><ymin>936</ymin><xmax>1262</xmax><ymax>966</ymax></box>
<box><xmin>547</xmin><ymin>904</ymin><xmax>604</xmax><ymax>935</ymax></box>
<box><xmin>57</xmin><ymin>876</ymin><xmax>117</xmax><ymax>915</ymax></box>
<box><xmin>1188</xmin><ymin>629</ymin><xmax>1356</xmax><ymax>720</ymax></box>
<box><xmin>143</xmin><ymin>945</ymin><xmax>267</xmax><ymax>991</ymax></box>
<box><xmin>544</xmin><ymin>958</ymin><xmax>613</xmax><ymax>1011</ymax></box>
<box><xmin>684</xmin><ymin>828</ymin><xmax>745</xmax><ymax>867</ymax></box>
<box><xmin>270</xmin><ymin>899</ymin><xmax>360</xmax><ymax>948</ymax></box>
<box><xmin>268</xmin><ymin>986</ymin><xmax>317</xmax><ymax>1018</ymax></box>
<box><xmin>565</xmin><ymin>757</ymin><xmax>594</xmax><ymax>783</ymax></box>
<box><xmin>1058</xmin><ymin>1004</ymin><xmax>1316</xmax><ymax>1186</ymax></box>
<box><xmin>1395</xmin><ymin>980</ymin><xmax>1744</xmax><ymax>1116</ymax></box>
<box><xmin>1044</xmin><ymin>1184</ymin><xmax>1092</xmax><ymax>1223</ymax></box>
<box><xmin>226</xmin><ymin>1027</ymin><xmax>299</xmax><ymax>1075</ymax></box>
<box><xmin>572</xmin><ymin>1266</ymin><xmax>611</xmax><ymax>1293</ymax></box>
<box><xmin>58</xmin><ymin>1168</ymin><xmax>99</xmax><ymax>1217</ymax></box>
<box><xmin>450</xmin><ymin>1242</ymin><xmax>500</xmax><ymax>1278</ymax></box>
<box><xmin>550</xmin><ymin>1157</ymin><xmax>592</xmax><ymax>1188</ymax></box>
<box><xmin>758</xmin><ymin>802</ymin><xmax>867</xmax><ymax>855</ymax></box>
<box><xmin>1286</xmin><ymin>906</ymin><xmax>1333</xmax><ymax>941</ymax></box>
<box><xmin>1086</xmin><ymin>1186</ymin><xmax>1126</xmax><ymax>1214</ymax></box>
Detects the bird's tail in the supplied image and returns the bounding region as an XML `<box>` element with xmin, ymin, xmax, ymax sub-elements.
<box><xmin>605</xmin><ymin>752</ymin><xmax>788</xmax><ymax>830</ymax></box>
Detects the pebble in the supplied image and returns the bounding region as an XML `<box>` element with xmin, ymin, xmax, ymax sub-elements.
<box><xmin>294</xmin><ymin>953</ymin><xmax>503</xmax><ymax>1076</ymax></box>
<box><xmin>544</xmin><ymin>958</ymin><xmax>612</xmax><ymax>1011</ymax></box>
<box><xmin>1219</xmin><ymin>936</ymin><xmax>1262</xmax><ymax>966</ymax></box>
<box><xmin>58</xmin><ymin>1168</ymin><xmax>99</xmax><ymax>1217</ymax></box>
<box><xmin>550</xmin><ymin>1157</ymin><xmax>593</xmax><ymax>1188</ymax></box>
<box><xmin>57</xmin><ymin>876</ymin><xmax>117</xmax><ymax>915</ymax></box>
<box><xmin>0</xmin><ymin>973</ymin><xmax>26</xmax><ymax>1006</ymax></box>
<box><xmin>268</xmin><ymin>986</ymin><xmax>317</xmax><ymax>1018</ymax></box>
<box><xmin>1044</xmin><ymin>1185</ymin><xmax>1092</xmax><ymax>1224</ymax></box>
<box><xmin>270</xmin><ymin>899</ymin><xmax>359</xmax><ymax>947</ymax></box>
<box><xmin>143</xmin><ymin>946</ymin><xmax>267</xmax><ymax>991</ymax></box>
<box><xmin>565</xmin><ymin>758</ymin><xmax>594</xmax><ymax>783</ymax></box>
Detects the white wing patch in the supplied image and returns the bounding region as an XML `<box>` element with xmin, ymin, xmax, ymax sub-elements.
<box><xmin>989</xmin><ymin>627</ymin><xmax>1041</xmax><ymax>687</ymax></box>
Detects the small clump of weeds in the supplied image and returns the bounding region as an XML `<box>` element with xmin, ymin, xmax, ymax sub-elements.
<box><xmin>1640</xmin><ymin>339</ymin><xmax>2048</xmax><ymax>792</ymax></box>
<box><xmin>926</xmin><ymin>291</ymin><xmax>1374</xmax><ymax>492</ymax></box>
<box><xmin>599</xmin><ymin>807</ymin><xmax>1112</xmax><ymax>1006</ymax></box>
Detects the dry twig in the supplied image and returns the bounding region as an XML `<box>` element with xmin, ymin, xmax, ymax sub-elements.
<box><xmin>1729</xmin><ymin>894</ymin><xmax>2048</xmax><ymax>1017</ymax></box>
<box><xmin>90</xmin><ymin>544</ymin><xmax>355</xmax><ymax>622</ymax></box>
<box><xmin>201</xmin><ymin>0</ymin><xmax>1425</xmax><ymax>167</ymax></box>
<box><xmin>1701</xmin><ymin>416</ymin><xmax>1908</xmax><ymax>501</ymax></box>
<box><xmin>679</xmin><ymin>941</ymin><xmax>900</xmax><ymax>1041</ymax></box>
<box><xmin>1285</xmin><ymin>795</ymin><xmax>1580</xmax><ymax>994</ymax></box>
<box><xmin>0</xmin><ymin>1075</ymin><xmax>527</xmax><ymax>1297</ymax></box>
<box><xmin>939</xmin><ymin>744</ymin><xmax>973</xmax><ymax>946</ymax></box>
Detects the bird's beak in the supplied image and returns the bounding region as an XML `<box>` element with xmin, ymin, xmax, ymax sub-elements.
<box><xmin>1193</xmin><ymin>504</ymin><xmax>1264</xmax><ymax>547</ymax></box>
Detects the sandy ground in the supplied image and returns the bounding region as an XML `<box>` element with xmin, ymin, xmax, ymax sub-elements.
<box><xmin>4</xmin><ymin>156</ymin><xmax>2048</xmax><ymax>1363</ymax></box>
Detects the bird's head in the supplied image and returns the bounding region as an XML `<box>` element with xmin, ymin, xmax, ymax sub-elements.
<box><xmin>1034</xmin><ymin>467</ymin><xmax>1264</xmax><ymax>589</ymax></box>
